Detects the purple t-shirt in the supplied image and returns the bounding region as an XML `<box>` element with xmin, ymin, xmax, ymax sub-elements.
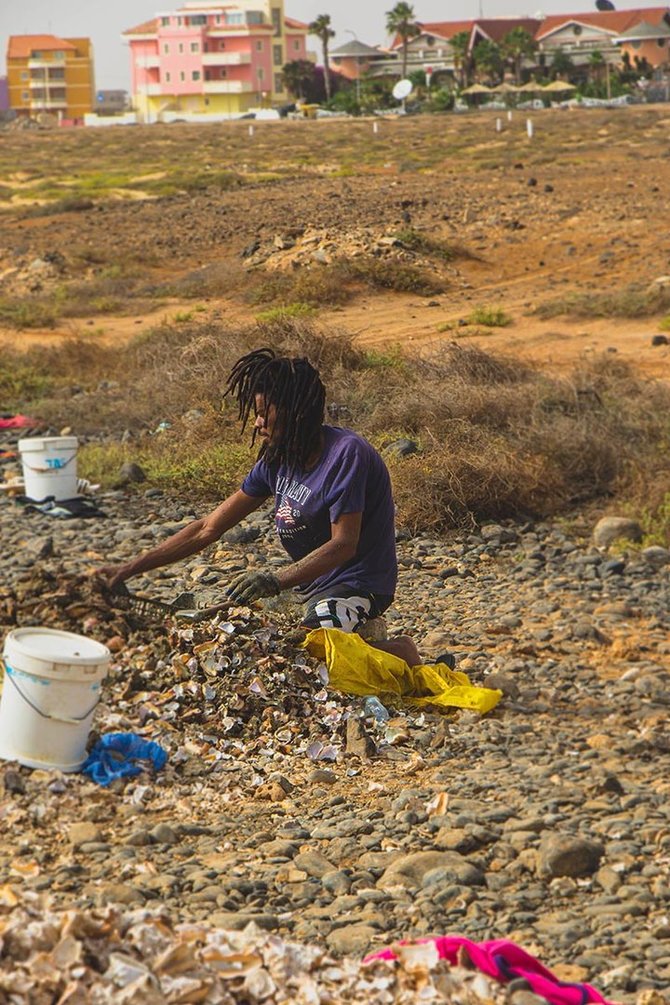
<box><xmin>241</xmin><ymin>426</ymin><xmax>398</xmax><ymax>601</ymax></box>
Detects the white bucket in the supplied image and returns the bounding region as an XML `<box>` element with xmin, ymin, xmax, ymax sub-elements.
<box><xmin>0</xmin><ymin>628</ymin><xmax>110</xmax><ymax>772</ymax></box>
<box><xmin>18</xmin><ymin>436</ymin><xmax>79</xmax><ymax>501</ymax></box>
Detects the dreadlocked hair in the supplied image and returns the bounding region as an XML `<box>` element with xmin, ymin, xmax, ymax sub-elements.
<box><xmin>225</xmin><ymin>348</ymin><xmax>326</xmax><ymax>470</ymax></box>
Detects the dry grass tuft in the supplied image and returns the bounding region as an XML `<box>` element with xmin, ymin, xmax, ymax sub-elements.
<box><xmin>5</xmin><ymin>320</ymin><xmax>670</xmax><ymax>530</ymax></box>
<box><xmin>534</xmin><ymin>284</ymin><xmax>670</xmax><ymax>320</ymax></box>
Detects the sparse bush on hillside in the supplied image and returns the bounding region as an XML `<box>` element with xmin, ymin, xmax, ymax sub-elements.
<box><xmin>248</xmin><ymin>256</ymin><xmax>446</xmax><ymax>307</ymax></box>
<box><xmin>6</xmin><ymin>319</ymin><xmax>670</xmax><ymax>531</ymax></box>
<box><xmin>534</xmin><ymin>284</ymin><xmax>670</xmax><ymax>320</ymax></box>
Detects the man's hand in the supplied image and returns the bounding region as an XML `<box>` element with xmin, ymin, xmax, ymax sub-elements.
<box><xmin>225</xmin><ymin>571</ymin><xmax>281</xmax><ymax>605</ymax></box>
<box><xmin>93</xmin><ymin>565</ymin><xmax>133</xmax><ymax>591</ymax></box>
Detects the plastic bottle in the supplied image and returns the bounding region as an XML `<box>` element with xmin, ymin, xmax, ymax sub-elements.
<box><xmin>363</xmin><ymin>696</ymin><xmax>390</xmax><ymax>724</ymax></box>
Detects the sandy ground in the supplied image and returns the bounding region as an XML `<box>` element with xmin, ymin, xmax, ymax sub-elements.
<box><xmin>1</xmin><ymin>107</ymin><xmax>669</xmax><ymax>379</ymax></box>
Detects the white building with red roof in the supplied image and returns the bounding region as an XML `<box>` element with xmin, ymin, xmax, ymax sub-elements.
<box><xmin>380</xmin><ymin>7</ymin><xmax>670</xmax><ymax>81</ymax></box>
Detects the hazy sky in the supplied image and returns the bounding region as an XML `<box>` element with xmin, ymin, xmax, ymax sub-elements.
<box><xmin>1</xmin><ymin>0</ymin><xmax>661</xmax><ymax>88</ymax></box>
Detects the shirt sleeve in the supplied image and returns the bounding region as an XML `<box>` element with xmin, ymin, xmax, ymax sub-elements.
<box><xmin>326</xmin><ymin>443</ymin><xmax>369</xmax><ymax>524</ymax></box>
<box><xmin>241</xmin><ymin>460</ymin><xmax>272</xmax><ymax>498</ymax></box>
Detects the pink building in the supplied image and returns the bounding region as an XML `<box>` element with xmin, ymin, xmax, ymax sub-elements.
<box><xmin>123</xmin><ymin>1</ymin><xmax>308</xmax><ymax>121</ymax></box>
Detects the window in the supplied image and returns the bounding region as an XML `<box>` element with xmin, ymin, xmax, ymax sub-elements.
<box><xmin>215</xmin><ymin>15</ymin><xmax>221</xmax><ymax>24</ymax></box>
<box><xmin>31</xmin><ymin>50</ymin><xmax>42</xmax><ymax>58</ymax></box>
<box><xmin>49</xmin><ymin>68</ymin><xmax>65</xmax><ymax>80</ymax></box>
<box><xmin>165</xmin><ymin>71</ymin><xmax>171</xmax><ymax>82</ymax></box>
<box><xmin>658</xmin><ymin>38</ymin><xmax>667</xmax><ymax>47</ymax></box>
<box><xmin>257</xmin><ymin>41</ymin><xmax>264</xmax><ymax>51</ymax></box>
<box><xmin>163</xmin><ymin>43</ymin><xmax>170</xmax><ymax>54</ymax></box>
<box><xmin>54</xmin><ymin>50</ymin><xmax>64</xmax><ymax>59</ymax></box>
<box><xmin>227</xmin><ymin>13</ymin><xmax>243</xmax><ymax>25</ymax></box>
<box><xmin>179</xmin><ymin>43</ymin><xmax>184</xmax><ymax>53</ymax></box>
<box><xmin>257</xmin><ymin>66</ymin><xmax>264</xmax><ymax>80</ymax></box>
<box><xmin>219</xmin><ymin>41</ymin><xmax>226</xmax><ymax>50</ymax></box>
<box><xmin>22</xmin><ymin>91</ymin><xmax>30</xmax><ymax>100</ymax></box>
<box><xmin>273</xmin><ymin>44</ymin><xmax>283</xmax><ymax>65</ymax></box>
<box><xmin>205</xmin><ymin>70</ymin><xmax>211</xmax><ymax>80</ymax></box>
<box><xmin>51</xmin><ymin>87</ymin><xmax>66</xmax><ymax>99</ymax></box>
<box><xmin>294</xmin><ymin>40</ymin><xmax>300</xmax><ymax>51</ymax></box>
<box><xmin>190</xmin><ymin>42</ymin><xmax>199</xmax><ymax>52</ymax></box>
<box><xmin>21</xmin><ymin>71</ymin><xmax>29</xmax><ymax>80</ymax></box>
<box><xmin>271</xmin><ymin>7</ymin><xmax>281</xmax><ymax>36</ymax></box>
<box><xmin>192</xmin><ymin>70</ymin><xmax>200</xmax><ymax>80</ymax></box>
<box><xmin>189</xmin><ymin>15</ymin><xmax>206</xmax><ymax>26</ymax></box>
<box><xmin>572</xmin><ymin>25</ymin><xmax>582</xmax><ymax>36</ymax></box>
<box><xmin>274</xmin><ymin>73</ymin><xmax>283</xmax><ymax>92</ymax></box>
<box><xmin>180</xmin><ymin>71</ymin><xmax>185</xmax><ymax>81</ymax></box>
<box><xmin>161</xmin><ymin>16</ymin><xmax>169</xmax><ymax>26</ymax></box>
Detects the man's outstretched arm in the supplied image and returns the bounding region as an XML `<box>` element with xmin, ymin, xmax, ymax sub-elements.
<box><xmin>97</xmin><ymin>490</ymin><xmax>268</xmax><ymax>588</ymax></box>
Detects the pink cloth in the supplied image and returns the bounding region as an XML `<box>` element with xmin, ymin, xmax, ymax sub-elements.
<box><xmin>365</xmin><ymin>936</ymin><xmax>618</xmax><ymax>1005</ymax></box>
<box><xmin>0</xmin><ymin>415</ymin><xmax>38</xmax><ymax>429</ymax></box>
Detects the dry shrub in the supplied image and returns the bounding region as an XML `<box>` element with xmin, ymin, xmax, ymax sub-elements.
<box><xmin>7</xmin><ymin>320</ymin><xmax>670</xmax><ymax>527</ymax></box>
<box><xmin>534</xmin><ymin>283</ymin><xmax>670</xmax><ymax>320</ymax></box>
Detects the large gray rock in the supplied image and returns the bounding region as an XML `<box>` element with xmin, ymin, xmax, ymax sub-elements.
<box><xmin>641</xmin><ymin>546</ymin><xmax>670</xmax><ymax>569</ymax></box>
<box><xmin>593</xmin><ymin>517</ymin><xmax>642</xmax><ymax>549</ymax></box>
<box><xmin>377</xmin><ymin>851</ymin><xmax>483</xmax><ymax>890</ymax></box>
<box><xmin>326</xmin><ymin>924</ymin><xmax>377</xmax><ymax>955</ymax></box>
<box><xmin>537</xmin><ymin>833</ymin><xmax>604</xmax><ymax>878</ymax></box>
<box><xmin>293</xmin><ymin>850</ymin><xmax>335</xmax><ymax>878</ymax></box>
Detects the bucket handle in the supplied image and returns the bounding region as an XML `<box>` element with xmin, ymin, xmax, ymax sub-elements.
<box><xmin>22</xmin><ymin>452</ymin><xmax>77</xmax><ymax>474</ymax></box>
<box><xmin>4</xmin><ymin>666</ymin><xmax>100</xmax><ymax>724</ymax></box>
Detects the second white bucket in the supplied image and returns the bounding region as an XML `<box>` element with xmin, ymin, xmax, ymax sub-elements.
<box><xmin>0</xmin><ymin>628</ymin><xmax>110</xmax><ymax>772</ymax></box>
<box><xmin>18</xmin><ymin>436</ymin><xmax>79</xmax><ymax>501</ymax></box>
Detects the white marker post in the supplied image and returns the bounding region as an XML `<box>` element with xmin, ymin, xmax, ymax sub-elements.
<box><xmin>507</xmin><ymin>109</ymin><xmax>513</xmax><ymax>122</ymax></box>
<box><xmin>526</xmin><ymin>118</ymin><xmax>534</xmax><ymax>139</ymax></box>
<box><xmin>373</xmin><ymin>121</ymin><xmax>379</xmax><ymax>135</ymax></box>
<box><xmin>248</xmin><ymin>124</ymin><xmax>255</xmax><ymax>137</ymax></box>
<box><xmin>496</xmin><ymin>117</ymin><xmax>502</xmax><ymax>133</ymax></box>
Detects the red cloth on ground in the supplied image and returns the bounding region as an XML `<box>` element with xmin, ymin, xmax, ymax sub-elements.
<box><xmin>0</xmin><ymin>415</ymin><xmax>38</xmax><ymax>429</ymax></box>
<box><xmin>365</xmin><ymin>936</ymin><xmax>618</xmax><ymax>1005</ymax></box>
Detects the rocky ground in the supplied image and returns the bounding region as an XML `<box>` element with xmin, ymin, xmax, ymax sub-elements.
<box><xmin>2</xmin><ymin>456</ymin><xmax>670</xmax><ymax>1002</ymax></box>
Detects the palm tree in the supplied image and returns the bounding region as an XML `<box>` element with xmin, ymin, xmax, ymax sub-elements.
<box><xmin>309</xmin><ymin>13</ymin><xmax>335</xmax><ymax>102</ymax></box>
<box><xmin>588</xmin><ymin>49</ymin><xmax>606</xmax><ymax>86</ymax></box>
<box><xmin>472</xmin><ymin>39</ymin><xmax>503</xmax><ymax>84</ymax></box>
<box><xmin>386</xmin><ymin>2</ymin><xmax>420</xmax><ymax>79</ymax></box>
<box><xmin>501</xmin><ymin>27</ymin><xmax>537</xmax><ymax>85</ymax></box>
<box><xmin>449</xmin><ymin>30</ymin><xmax>471</xmax><ymax>88</ymax></box>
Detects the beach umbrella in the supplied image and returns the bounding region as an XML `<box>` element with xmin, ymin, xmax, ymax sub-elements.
<box><xmin>493</xmin><ymin>82</ymin><xmax>519</xmax><ymax>93</ymax></box>
<box><xmin>543</xmin><ymin>80</ymin><xmax>577</xmax><ymax>92</ymax></box>
<box><xmin>461</xmin><ymin>83</ymin><xmax>493</xmax><ymax>95</ymax></box>
<box><xmin>517</xmin><ymin>81</ymin><xmax>540</xmax><ymax>92</ymax></box>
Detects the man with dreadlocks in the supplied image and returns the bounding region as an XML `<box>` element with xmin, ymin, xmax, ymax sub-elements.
<box><xmin>99</xmin><ymin>348</ymin><xmax>423</xmax><ymax>667</ymax></box>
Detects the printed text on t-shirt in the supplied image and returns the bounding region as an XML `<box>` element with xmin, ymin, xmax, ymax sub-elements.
<box><xmin>275</xmin><ymin>476</ymin><xmax>312</xmax><ymax>505</ymax></box>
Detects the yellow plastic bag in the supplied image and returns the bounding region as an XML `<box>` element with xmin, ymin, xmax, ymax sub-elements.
<box><xmin>303</xmin><ymin>629</ymin><xmax>502</xmax><ymax>715</ymax></box>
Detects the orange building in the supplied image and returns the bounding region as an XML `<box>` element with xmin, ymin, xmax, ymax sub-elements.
<box><xmin>6</xmin><ymin>34</ymin><xmax>95</xmax><ymax>122</ymax></box>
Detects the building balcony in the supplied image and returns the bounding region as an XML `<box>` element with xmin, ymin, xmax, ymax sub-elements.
<box><xmin>135</xmin><ymin>55</ymin><xmax>161</xmax><ymax>69</ymax></box>
<box><xmin>144</xmin><ymin>83</ymin><xmax>163</xmax><ymax>95</ymax></box>
<box><xmin>202</xmin><ymin>51</ymin><xmax>251</xmax><ymax>65</ymax></box>
<box><xmin>203</xmin><ymin>79</ymin><xmax>252</xmax><ymax>93</ymax></box>
<box><xmin>30</xmin><ymin>98</ymin><xmax>67</xmax><ymax>109</ymax></box>
<box><xmin>28</xmin><ymin>58</ymin><xmax>66</xmax><ymax>69</ymax></box>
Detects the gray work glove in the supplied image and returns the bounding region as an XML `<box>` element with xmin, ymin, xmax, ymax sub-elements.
<box><xmin>226</xmin><ymin>571</ymin><xmax>281</xmax><ymax>605</ymax></box>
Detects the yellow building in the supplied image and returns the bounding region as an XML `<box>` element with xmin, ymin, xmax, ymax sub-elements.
<box><xmin>7</xmin><ymin>35</ymin><xmax>95</xmax><ymax>122</ymax></box>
